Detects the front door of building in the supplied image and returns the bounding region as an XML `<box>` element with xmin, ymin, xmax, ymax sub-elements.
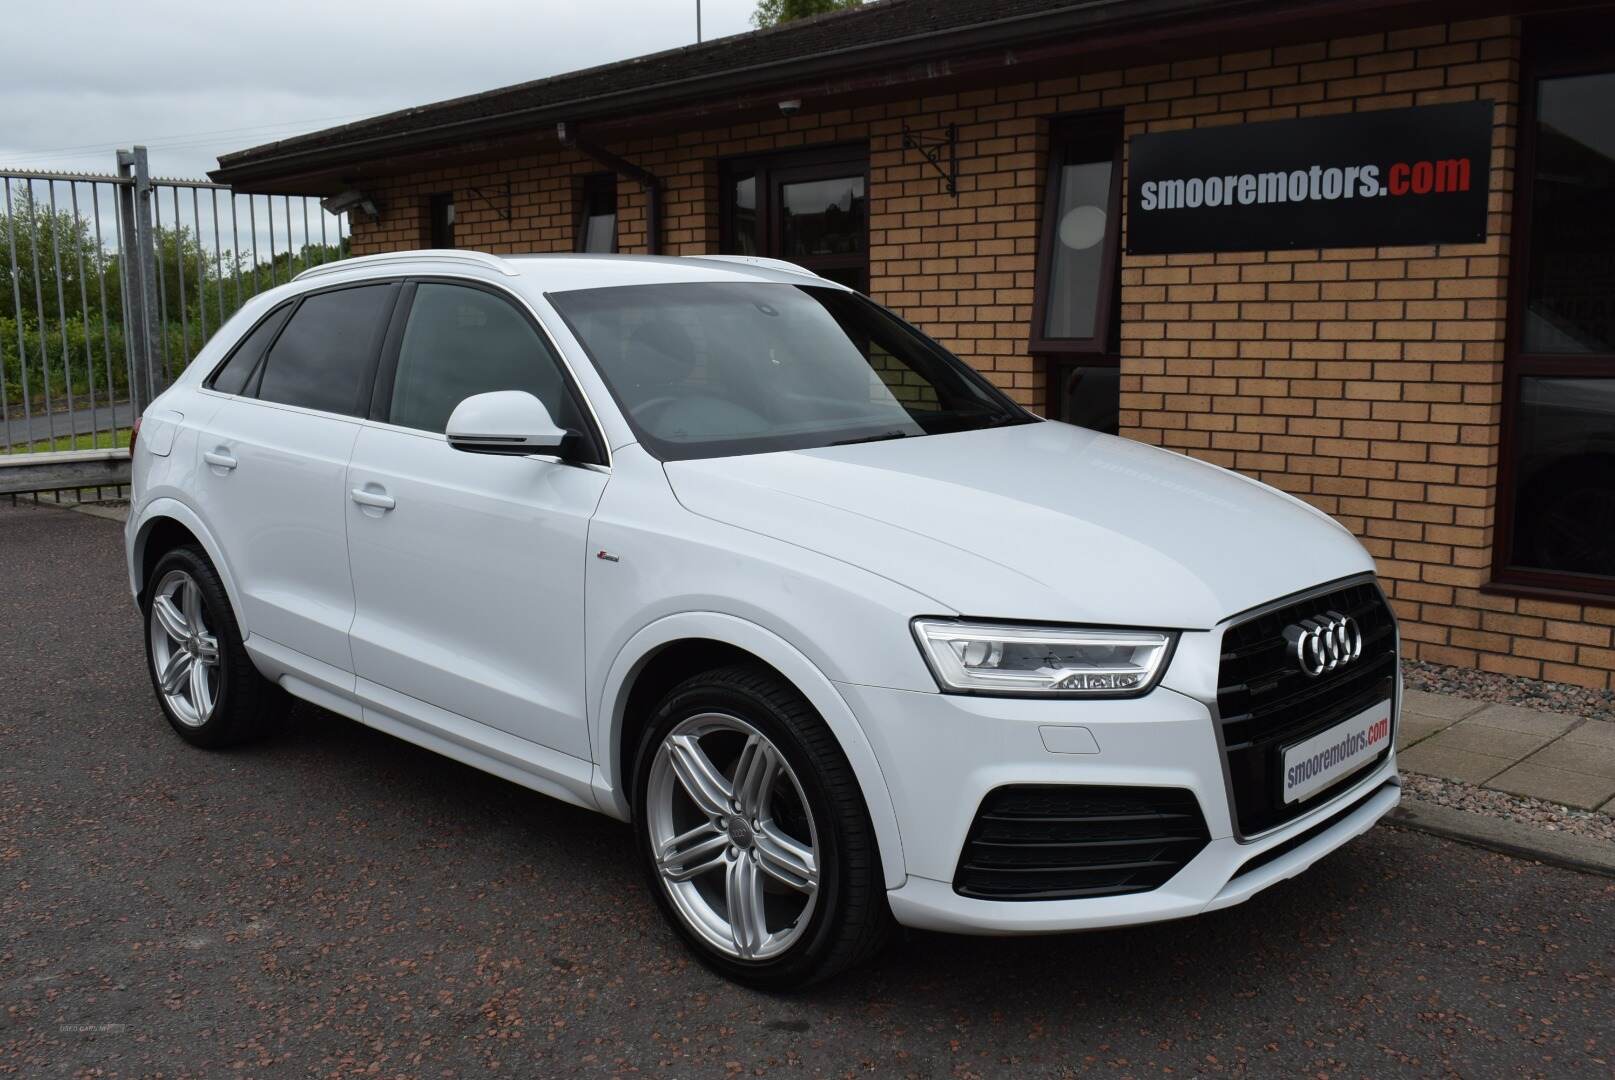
<box><xmin>721</xmin><ymin>147</ymin><xmax>868</xmax><ymax>293</ymax></box>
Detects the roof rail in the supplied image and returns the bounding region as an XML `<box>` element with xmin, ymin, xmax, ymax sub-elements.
<box><xmin>683</xmin><ymin>254</ymin><xmax>822</xmax><ymax>280</ymax></box>
<box><xmin>293</xmin><ymin>249</ymin><xmax>520</xmax><ymax>282</ymax></box>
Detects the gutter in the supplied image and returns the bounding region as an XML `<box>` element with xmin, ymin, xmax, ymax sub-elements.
<box><xmin>557</xmin><ymin>122</ymin><xmax>662</xmax><ymax>256</ymax></box>
<box><xmin>210</xmin><ymin>0</ymin><xmax>1456</xmax><ymax>187</ymax></box>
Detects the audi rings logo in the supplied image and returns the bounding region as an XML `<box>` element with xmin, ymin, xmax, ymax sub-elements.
<box><xmin>1283</xmin><ymin>610</ymin><xmax>1363</xmax><ymax>677</ymax></box>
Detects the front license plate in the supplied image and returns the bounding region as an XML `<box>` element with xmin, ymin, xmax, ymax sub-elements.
<box><xmin>1281</xmin><ymin>699</ymin><xmax>1393</xmax><ymax>804</ymax></box>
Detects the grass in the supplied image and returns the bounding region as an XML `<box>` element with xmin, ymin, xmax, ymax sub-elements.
<box><xmin>4</xmin><ymin>427</ymin><xmax>131</xmax><ymax>454</ymax></box>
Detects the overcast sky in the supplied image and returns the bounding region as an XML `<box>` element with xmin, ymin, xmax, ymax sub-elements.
<box><xmin>1</xmin><ymin>0</ymin><xmax>759</xmax><ymax>180</ymax></box>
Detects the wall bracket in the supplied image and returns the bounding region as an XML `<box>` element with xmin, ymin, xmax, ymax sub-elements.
<box><xmin>901</xmin><ymin>121</ymin><xmax>958</xmax><ymax>197</ymax></box>
<box><xmin>466</xmin><ymin>180</ymin><xmax>512</xmax><ymax>221</ymax></box>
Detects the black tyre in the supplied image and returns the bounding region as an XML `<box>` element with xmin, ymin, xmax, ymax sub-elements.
<box><xmin>141</xmin><ymin>545</ymin><xmax>278</xmax><ymax>748</ymax></box>
<box><xmin>632</xmin><ymin>663</ymin><xmax>892</xmax><ymax>989</ymax></box>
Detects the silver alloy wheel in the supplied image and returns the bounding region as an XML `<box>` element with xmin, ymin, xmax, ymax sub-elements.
<box><xmin>646</xmin><ymin>712</ymin><xmax>820</xmax><ymax>961</ymax></box>
<box><xmin>147</xmin><ymin>569</ymin><xmax>221</xmax><ymax>728</ymax></box>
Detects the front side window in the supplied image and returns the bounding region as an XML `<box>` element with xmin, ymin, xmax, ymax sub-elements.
<box><xmin>254</xmin><ymin>284</ymin><xmax>396</xmax><ymax>416</ymax></box>
<box><xmin>1501</xmin><ymin>59</ymin><xmax>1615</xmax><ymax>591</ymax></box>
<box><xmin>548</xmin><ymin>281</ymin><xmax>1032</xmax><ymax>461</ymax></box>
<box><xmin>387</xmin><ymin>283</ymin><xmax>582</xmax><ymax>436</ymax></box>
<box><xmin>578</xmin><ymin>173</ymin><xmax>617</xmax><ymax>253</ymax></box>
<box><xmin>1033</xmin><ymin>114</ymin><xmax>1123</xmax><ymax>434</ymax></box>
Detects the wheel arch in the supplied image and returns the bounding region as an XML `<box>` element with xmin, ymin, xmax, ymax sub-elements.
<box><xmin>130</xmin><ymin>498</ymin><xmax>248</xmax><ymax>632</ymax></box>
<box><xmin>593</xmin><ymin>612</ymin><xmax>907</xmax><ymax>888</ymax></box>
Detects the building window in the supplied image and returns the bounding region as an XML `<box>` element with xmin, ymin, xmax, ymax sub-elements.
<box><xmin>1497</xmin><ymin>23</ymin><xmax>1615</xmax><ymax>598</ymax></box>
<box><xmin>729</xmin><ymin>174</ymin><xmax>758</xmax><ymax>256</ymax></box>
<box><xmin>428</xmin><ymin>193</ymin><xmax>455</xmax><ymax>248</ymax></box>
<box><xmin>1031</xmin><ymin>114</ymin><xmax>1124</xmax><ymax>433</ymax></box>
<box><xmin>721</xmin><ymin>146</ymin><xmax>868</xmax><ymax>292</ymax></box>
<box><xmin>578</xmin><ymin>173</ymin><xmax>617</xmax><ymax>253</ymax></box>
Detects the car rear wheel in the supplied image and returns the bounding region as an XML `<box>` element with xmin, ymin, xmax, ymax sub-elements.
<box><xmin>143</xmin><ymin>545</ymin><xmax>277</xmax><ymax>747</ymax></box>
<box><xmin>633</xmin><ymin>664</ymin><xmax>891</xmax><ymax>988</ymax></box>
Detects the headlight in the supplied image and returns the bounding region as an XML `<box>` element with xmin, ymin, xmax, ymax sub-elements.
<box><xmin>912</xmin><ymin>619</ymin><xmax>1175</xmax><ymax>697</ymax></box>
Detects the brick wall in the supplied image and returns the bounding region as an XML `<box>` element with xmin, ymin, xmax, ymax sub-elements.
<box><xmin>1108</xmin><ymin>15</ymin><xmax>1615</xmax><ymax>692</ymax></box>
<box><xmin>346</xmin><ymin>15</ymin><xmax>1615</xmax><ymax>690</ymax></box>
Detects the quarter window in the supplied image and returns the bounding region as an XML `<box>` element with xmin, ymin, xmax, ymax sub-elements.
<box><xmin>387</xmin><ymin>283</ymin><xmax>581</xmax><ymax>436</ymax></box>
<box><xmin>208</xmin><ymin>304</ymin><xmax>290</xmax><ymax>395</ymax></box>
<box><xmin>255</xmin><ymin>284</ymin><xmax>395</xmax><ymax>416</ymax></box>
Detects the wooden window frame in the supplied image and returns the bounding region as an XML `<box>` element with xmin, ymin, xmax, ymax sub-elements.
<box><xmin>1489</xmin><ymin>14</ymin><xmax>1615</xmax><ymax>605</ymax></box>
<box><xmin>427</xmin><ymin>193</ymin><xmax>454</xmax><ymax>249</ymax></box>
<box><xmin>719</xmin><ymin>143</ymin><xmax>870</xmax><ymax>290</ymax></box>
<box><xmin>1028</xmin><ymin>112</ymin><xmax>1125</xmax><ymax>357</ymax></box>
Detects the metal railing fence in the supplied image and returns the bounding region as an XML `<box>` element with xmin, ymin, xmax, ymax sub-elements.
<box><xmin>1</xmin><ymin>146</ymin><xmax>349</xmax><ymax>457</ymax></box>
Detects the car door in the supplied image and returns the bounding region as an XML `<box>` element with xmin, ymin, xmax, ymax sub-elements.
<box><xmin>344</xmin><ymin>279</ymin><xmax>608</xmax><ymax>760</ymax></box>
<box><xmin>195</xmin><ymin>281</ymin><xmax>399</xmax><ymax>676</ymax></box>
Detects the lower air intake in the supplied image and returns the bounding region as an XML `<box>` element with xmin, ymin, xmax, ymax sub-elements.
<box><xmin>953</xmin><ymin>785</ymin><xmax>1210</xmax><ymax>901</ymax></box>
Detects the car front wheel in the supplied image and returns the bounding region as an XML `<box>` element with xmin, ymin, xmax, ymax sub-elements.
<box><xmin>633</xmin><ymin>664</ymin><xmax>891</xmax><ymax>988</ymax></box>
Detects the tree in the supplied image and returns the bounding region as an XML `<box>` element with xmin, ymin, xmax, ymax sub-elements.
<box><xmin>751</xmin><ymin>0</ymin><xmax>860</xmax><ymax>30</ymax></box>
<box><xmin>3</xmin><ymin>184</ymin><xmax>350</xmax><ymax>412</ymax></box>
<box><xmin>0</xmin><ymin>189</ymin><xmax>106</xmax><ymax>332</ymax></box>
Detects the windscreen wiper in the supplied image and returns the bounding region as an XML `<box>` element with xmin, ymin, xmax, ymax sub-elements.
<box><xmin>831</xmin><ymin>430</ymin><xmax>911</xmax><ymax>446</ymax></box>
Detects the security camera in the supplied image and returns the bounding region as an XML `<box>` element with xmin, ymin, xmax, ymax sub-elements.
<box><xmin>321</xmin><ymin>188</ymin><xmax>379</xmax><ymax>218</ymax></box>
<box><xmin>778</xmin><ymin>99</ymin><xmax>802</xmax><ymax>117</ymax></box>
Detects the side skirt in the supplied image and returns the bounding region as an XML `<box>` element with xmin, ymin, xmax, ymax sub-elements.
<box><xmin>244</xmin><ymin>634</ymin><xmax>602</xmax><ymax>814</ymax></box>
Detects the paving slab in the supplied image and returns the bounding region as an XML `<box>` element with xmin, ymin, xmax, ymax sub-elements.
<box><xmin>1400</xmin><ymin>688</ymin><xmax>1488</xmax><ymax>721</ymax></box>
<box><xmin>1486</xmin><ymin>762</ymin><xmax>1615</xmax><ymax>811</ymax></box>
<box><xmin>1462</xmin><ymin>702</ymin><xmax>1580</xmax><ymax>739</ymax></box>
<box><xmin>1398</xmin><ymin>742</ymin><xmax>1514</xmax><ymax>785</ymax></box>
<box><xmin>1396</xmin><ymin>713</ymin><xmax>1452</xmax><ymax>750</ymax></box>
<box><xmin>1525</xmin><ymin>739</ymin><xmax>1615</xmax><ymax>779</ymax></box>
<box><xmin>1563</xmin><ymin>719</ymin><xmax>1615</xmax><ymax>750</ymax></box>
<box><xmin>1421</xmin><ymin>722</ymin><xmax>1557</xmax><ymax>760</ymax></box>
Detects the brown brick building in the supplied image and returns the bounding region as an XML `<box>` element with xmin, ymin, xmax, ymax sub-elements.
<box><xmin>214</xmin><ymin>0</ymin><xmax>1615</xmax><ymax>689</ymax></box>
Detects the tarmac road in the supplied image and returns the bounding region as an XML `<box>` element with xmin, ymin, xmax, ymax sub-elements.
<box><xmin>2</xmin><ymin>500</ymin><xmax>1611</xmax><ymax>1077</ymax></box>
<box><xmin>2</xmin><ymin>401</ymin><xmax>135</xmax><ymax>451</ymax></box>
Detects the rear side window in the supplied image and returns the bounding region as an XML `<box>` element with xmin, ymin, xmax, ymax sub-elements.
<box><xmin>208</xmin><ymin>305</ymin><xmax>290</xmax><ymax>395</ymax></box>
<box><xmin>255</xmin><ymin>284</ymin><xmax>396</xmax><ymax>416</ymax></box>
<box><xmin>387</xmin><ymin>283</ymin><xmax>582</xmax><ymax>435</ymax></box>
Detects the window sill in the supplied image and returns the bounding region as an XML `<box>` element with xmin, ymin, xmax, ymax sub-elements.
<box><xmin>1479</xmin><ymin>577</ymin><xmax>1615</xmax><ymax>611</ymax></box>
<box><xmin>1029</xmin><ymin>338</ymin><xmax>1110</xmax><ymax>356</ymax></box>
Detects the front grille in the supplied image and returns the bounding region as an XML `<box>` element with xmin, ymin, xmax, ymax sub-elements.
<box><xmin>953</xmin><ymin>785</ymin><xmax>1210</xmax><ymax>901</ymax></box>
<box><xmin>1217</xmin><ymin>579</ymin><xmax>1397</xmax><ymax>836</ymax></box>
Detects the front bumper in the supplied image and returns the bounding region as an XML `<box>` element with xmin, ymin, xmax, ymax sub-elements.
<box><xmin>836</xmin><ymin>645</ymin><xmax>1400</xmax><ymax>935</ymax></box>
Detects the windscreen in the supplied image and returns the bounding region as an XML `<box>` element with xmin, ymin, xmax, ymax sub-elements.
<box><xmin>547</xmin><ymin>281</ymin><xmax>1033</xmax><ymax>460</ymax></box>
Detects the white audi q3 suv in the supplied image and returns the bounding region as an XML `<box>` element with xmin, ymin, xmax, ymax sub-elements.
<box><xmin>126</xmin><ymin>250</ymin><xmax>1400</xmax><ymax>986</ymax></box>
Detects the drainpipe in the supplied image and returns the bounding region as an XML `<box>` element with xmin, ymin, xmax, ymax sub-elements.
<box><xmin>556</xmin><ymin>121</ymin><xmax>662</xmax><ymax>255</ymax></box>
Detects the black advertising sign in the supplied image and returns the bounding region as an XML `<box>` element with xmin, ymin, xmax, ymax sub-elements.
<box><xmin>1126</xmin><ymin>101</ymin><xmax>1493</xmax><ymax>254</ymax></box>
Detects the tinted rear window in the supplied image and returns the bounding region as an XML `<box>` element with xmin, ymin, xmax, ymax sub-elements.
<box><xmin>209</xmin><ymin>305</ymin><xmax>290</xmax><ymax>395</ymax></box>
<box><xmin>255</xmin><ymin>284</ymin><xmax>395</xmax><ymax>416</ymax></box>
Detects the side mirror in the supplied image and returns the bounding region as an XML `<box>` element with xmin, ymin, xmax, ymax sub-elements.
<box><xmin>445</xmin><ymin>391</ymin><xmax>568</xmax><ymax>456</ymax></box>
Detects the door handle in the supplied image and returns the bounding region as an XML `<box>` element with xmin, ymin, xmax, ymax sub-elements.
<box><xmin>350</xmin><ymin>486</ymin><xmax>396</xmax><ymax>511</ymax></box>
<box><xmin>203</xmin><ymin>449</ymin><xmax>237</xmax><ymax>470</ymax></box>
